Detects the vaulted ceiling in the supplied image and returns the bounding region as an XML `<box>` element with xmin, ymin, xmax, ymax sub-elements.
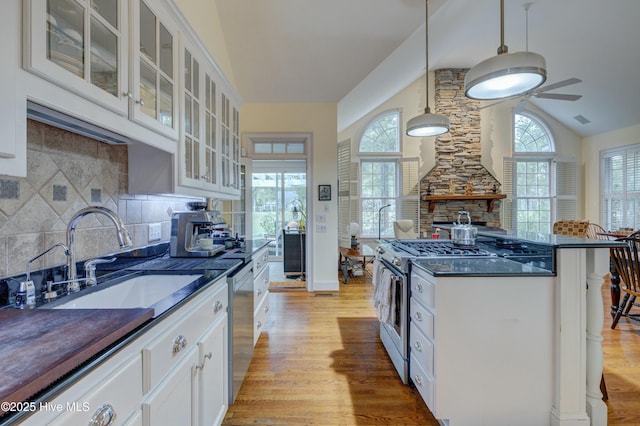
<box><xmin>215</xmin><ymin>0</ymin><xmax>640</xmax><ymax>137</ymax></box>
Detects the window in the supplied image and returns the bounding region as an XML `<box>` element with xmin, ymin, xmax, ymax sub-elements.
<box><xmin>602</xmin><ymin>145</ymin><xmax>640</xmax><ymax>230</ymax></box>
<box><xmin>503</xmin><ymin>113</ymin><xmax>577</xmax><ymax>234</ymax></box>
<box><xmin>337</xmin><ymin>111</ymin><xmax>418</xmax><ymax>243</ymax></box>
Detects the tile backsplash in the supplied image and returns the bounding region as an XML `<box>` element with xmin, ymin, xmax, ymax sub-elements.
<box><xmin>0</xmin><ymin>120</ymin><xmax>200</xmax><ymax>277</ymax></box>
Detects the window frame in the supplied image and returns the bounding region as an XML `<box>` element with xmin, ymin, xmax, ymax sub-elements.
<box><xmin>600</xmin><ymin>143</ymin><xmax>640</xmax><ymax>231</ymax></box>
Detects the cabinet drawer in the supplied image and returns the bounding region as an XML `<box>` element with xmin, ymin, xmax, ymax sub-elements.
<box><xmin>253</xmin><ymin>263</ymin><xmax>270</xmax><ymax>310</ymax></box>
<box><xmin>50</xmin><ymin>355</ymin><xmax>142</xmax><ymax>426</ymax></box>
<box><xmin>411</xmin><ymin>273</ymin><xmax>435</xmax><ymax>310</ymax></box>
<box><xmin>410</xmin><ymin>322</ymin><xmax>435</xmax><ymax>376</ymax></box>
<box><xmin>253</xmin><ymin>292</ymin><xmax>270</xmax><ymax>346</ymax></box>
<box><xmin>253</xmin><ymin>246</ymin><xmax>269</xmax><ymax>275</ymax></box>
<box><xmin>142</xmin><ymin>281</ymin><xmax>227</xmax><ymax>392</ymax></box>
<box><xmin>410</xmin><ymin>297</ymin><xmax>434</xmax><ymax>340</ymax></box>
<box><xmin>410</xmin><ymin>352</ymin><xmax>436</xmax><ymax>411</ymax></box>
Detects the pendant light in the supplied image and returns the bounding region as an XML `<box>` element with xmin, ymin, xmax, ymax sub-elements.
<box><xmin>464</xmin><ymin>0</ymin><xmax>547</xmax><ymax>100</ymax></box>
<box><xmin>406</xmin><ymin>0</ymin><xmax>450</xmax><ymax>137</ymax></box>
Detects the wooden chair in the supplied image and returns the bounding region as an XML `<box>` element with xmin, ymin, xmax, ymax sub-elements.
<box><xmin>586</xmin><ymin>222</ymin><xmax>609</xmax><ymax>240</ymax></box>
<box><xmin>552</xmin><ymin>219</ymin><xmax>590</xmax><ymax>237</ymax></box>
<box><xmin>609</xmin><ymin>237</ymin><xmax>640</xmax><ymax>329</ymax></box>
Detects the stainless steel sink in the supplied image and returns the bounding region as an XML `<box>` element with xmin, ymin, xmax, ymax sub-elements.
<box><xmin>50</xmin><ymin>274</ymin><xmax>202</xmax><ymax>309</ymax></box>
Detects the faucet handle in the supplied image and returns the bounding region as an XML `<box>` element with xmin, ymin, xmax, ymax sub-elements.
<box><xmin>84</xmin><ymin>257</ymin><xmax>117</xmax><ymax>286</ymax></box>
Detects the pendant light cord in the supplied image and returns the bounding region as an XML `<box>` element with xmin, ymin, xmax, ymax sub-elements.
<box><xmin>424</xmin><ymin>0</ymin><xmax>431</xmax><ymax>114</ymax></box>
<box><xmin>497</xmin><ymin>0</ymin><xmax>507</xmax><ymax>54</ymax></box>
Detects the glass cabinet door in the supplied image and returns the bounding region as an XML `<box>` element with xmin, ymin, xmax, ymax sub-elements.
<box><xmin>183</xmin><ymin>47</ymin><xmax>200</xmax><ymax>181</ymax></box>
<box><xmin>220</xmin><ymin>93</ymin><xmax>240</xmax><ymax>195</ymax></box>
<box><xmin>131</xmin><ymin>0</ymin><xmax>178</xmax><ymax>139</ymax></box>
<box><xmin>203</xmin><ymin>72</ymin><xmax>218</xmax><ymax>186</ymax></box>
<box><xmin>26</xmin><ymin>0</ymin><xmax>128</xmax><ymax>114</ymax></box>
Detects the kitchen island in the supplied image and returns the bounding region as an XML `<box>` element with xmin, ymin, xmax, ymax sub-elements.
<box><xmin>407</xmin><ymin>231</ymin><xmax>623</xmax><ymax>426</ymax></box>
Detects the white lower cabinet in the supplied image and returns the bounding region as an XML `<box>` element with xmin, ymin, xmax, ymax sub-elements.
<box><xmin>143</xmin><ymin>347</ymin><xmax>198</xmax><ymax>425</ymax></box>
<box><xmin>197</xmin><ymin>318</ymin><xmax>228</xmax><ymax>426</ymax></box>
<box><xmin>20</xmin><ymin>278</ymin><xmax>229</xmax><ymax>426</ymax></box>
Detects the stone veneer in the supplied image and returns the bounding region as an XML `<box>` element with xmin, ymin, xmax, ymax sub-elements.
<box><xmin>0</xmin><ymin>120</ymin><xmax>199</xmax><ymax>277</ymax></box>
<box><xmin>420</xmin><ymin>69</ymin><xmax>502</xmax><ymax>230</ymax></box>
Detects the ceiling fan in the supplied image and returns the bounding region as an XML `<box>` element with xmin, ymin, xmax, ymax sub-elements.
<box><xmin>479</xmin><ymin>77</ymin><xmax>583</xmax><ymax>112</ymax></box>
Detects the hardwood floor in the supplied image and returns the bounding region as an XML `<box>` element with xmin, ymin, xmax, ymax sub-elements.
<box><xmin>223</xmin><ymin>271</ymin><xmax>640</xmax><ymax>425</ymax></box>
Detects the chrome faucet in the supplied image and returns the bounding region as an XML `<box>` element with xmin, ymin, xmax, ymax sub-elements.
<box><xmin>66</xmin><ymin>206</ymin><xmax>132</xmax><ymax>292</ymax></box>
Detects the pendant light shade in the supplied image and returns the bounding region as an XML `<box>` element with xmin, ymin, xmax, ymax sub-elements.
<box><xmin>406</xmin><ymin>0</ymin><xmax>449</xmax><ymax>137</ymax></box>
<box><xmin>406</xmin><ymin>108</ymin><xmax>450</xmax><ymax>137</ymax></box>
<box><xmin>464</xmin><ymin>0</ymin><xmax>547</xmax><ymax>100</ymax></box>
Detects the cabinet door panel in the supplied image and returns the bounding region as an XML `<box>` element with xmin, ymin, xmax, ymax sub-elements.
<box><xmin>198</xmin><ymin>318</ymin><xmax>228</xmax><ymax>426</ymax></box>
<box><xmin>142</xmin><ymin>348</ymin><xmax>197</xmax><ymax>426</ymax></box>
<box><xmin>130</xmin><ymin>0</ymin><xmax>178</xmax><ymax>140</ymax></box>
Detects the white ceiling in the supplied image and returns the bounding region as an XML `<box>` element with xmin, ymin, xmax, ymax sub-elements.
<box><xmin>215</xmin><ymin>0</ymin><xmax>640</xmax><ymax>137</ymax></box>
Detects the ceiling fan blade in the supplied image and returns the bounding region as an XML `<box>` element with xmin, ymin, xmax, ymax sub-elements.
<box><xmin>514</xmin><ymin>97</ymin><xmax>529</xmax><ymax>114</ymax></box>
<box><xmin>536</xmin><ymin>78</ymin><xmax>582</xmax><ymax>93</ymax></box>
<box><xmin>479</xmin><ymin>98</ymin><xmax>512</xmax><ymax>109</ymax></box>
<box><xmin>534</xmin><ymin>93</ymin><xmax>582</xmax><ymax>101</ymax></box>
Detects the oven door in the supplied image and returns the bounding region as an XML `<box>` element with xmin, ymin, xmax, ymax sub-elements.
<box><xmin>375</xmin><ymin>258</ymin><xmax>409</xmax><ymax>384</ymax></box>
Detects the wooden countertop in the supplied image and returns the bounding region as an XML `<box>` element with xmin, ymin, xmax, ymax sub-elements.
<box><xmin>0</xmin><ymin>308</ymin><xmax>153</xmax><ymax>415</ymax></box>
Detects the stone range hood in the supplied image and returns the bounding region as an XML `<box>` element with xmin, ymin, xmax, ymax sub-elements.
<box><xmin>419</xmin><ymin>69</ymin><xmax>503</xmax><ymax>230</ymax></box>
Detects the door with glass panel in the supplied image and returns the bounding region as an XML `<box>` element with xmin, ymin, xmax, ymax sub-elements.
<box><xmin>251</xmin><ymin>160</ymin><xmax>306</xmax><ymax>260</ymax></box>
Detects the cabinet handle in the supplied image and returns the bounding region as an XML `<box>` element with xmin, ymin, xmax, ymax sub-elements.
<box><xmin>416</xmin><ymin>283</ymin><xmax>423</xmax><ymax>293</ymax></box>
<box><xmin>136</xmin><ymin>99</ymin><xmax>145</xmax><ymax>106</ymax></box>
<box><xmin>123</xmin><ymin>91</ymin><xmax>133</xmax><ymax>99</ymax></box>
<box><xmin>200</xmin><ymin>175</ymin><xmax>210</xmax><ymax>182</ymax></box>
<box><xmin>414</xmin><ymin>341</ymin><xmax>422</xmax><ymax>352</ymax></box>
<box><xmin>264</xmin><ymin>305</ymin><xmax>269</xmax><ymax>313</ymax></box>
<box><xmin>213</xmin><ymin>300</ymin><xmax>224</xmax><ymax>314</ymax></box>
<box><xmin>256</xmin><ymin>320</ymin><xmax>262</xmax><ymax>329</ymax></box>
<box><xmin>257</xmin><ymin>289</ymin><xmax>262</xmax><ymax>296</ymax></box>
<box><xmin>264</xmin><ymin>277</ymin><xmax>269</xmax><ymax>285</ymax></box>
<box><xmin>414</xmin><ymin>312</ymin><xmax>423</xmax><ymax>322</ymax></box>
<box><xmin>89</xmin><ymin>403</ymin><xmax>116</xmax><ymax>426</ymax></box>
<box><xmin>172</xmin><ymin>335</ymin><xmax>188</xmax><ymax>354</ymax></box>
<box><xmin>415</xmin><ymin>375</ymin><xmax>423</xmax><ymax>386</ymax></box>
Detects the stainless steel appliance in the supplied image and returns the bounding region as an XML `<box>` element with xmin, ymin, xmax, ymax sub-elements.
<box><xmin>375</xmin><ymin>236</ymin><xmax>553</xmax><ymax>383</ymax></box>
<box><xmin>227</xmin><ymin>259</ymin><xmax>254</xmax><ymax>404</ymax></box>
<box><xmin>169</xmin><ymin>210</ymin><xmax>227</xmax><ymax>257</ymax></box>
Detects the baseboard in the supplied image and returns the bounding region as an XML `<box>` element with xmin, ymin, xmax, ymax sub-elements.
<box><xmin>310</xmin><ymin>279</ymin><xmax>339</xmax><ymax>292</ymax></box>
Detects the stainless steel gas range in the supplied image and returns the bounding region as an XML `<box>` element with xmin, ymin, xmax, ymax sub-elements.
<box><xmin>374</xmin><ymin>236</ymin><xmax>553</xmax><ymax>384</ymax></box>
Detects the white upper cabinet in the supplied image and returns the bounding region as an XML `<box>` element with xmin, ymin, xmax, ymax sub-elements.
<box><xmin>219</xmin><ymin>92</ymin><xmax>241</xmax><ymax>196</ymax></box>
<box><xmin>24</xmin><ymin>0</ymin><xmax>179</xmax><ymax>140</ymax></box>
<box><xmin>130</xmin><ymin>0</ymin><xmax>179</xmax><ymax>140</ymax></box>
<box><xmin>24</xmin><ymin>0</ymin><xmax>130</xmax><ymax>116</ymax></box>
<box><xmin>178</xmin><ymin>34</ymin><xmax>220</xmax><ymax>192</ymax></box>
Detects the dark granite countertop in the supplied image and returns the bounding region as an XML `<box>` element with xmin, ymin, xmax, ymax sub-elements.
<box><xmin>412</xmin><ymin>257</ymin><xmax>555</xmax><ymax>277</ymax></box>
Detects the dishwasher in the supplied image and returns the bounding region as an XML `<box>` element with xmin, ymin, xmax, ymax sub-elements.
<box><xmin>227</xmin><ymin>260</ymin><xmax>254</xmax><ymax>403</ymax></box>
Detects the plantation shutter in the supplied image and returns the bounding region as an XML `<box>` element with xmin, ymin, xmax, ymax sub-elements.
<box><xmin>398</xmin><ymin>158</ymin><xmax>420</xmax><ymax>236</ymax></box>
<box><xmin>337</xmin><ymin>140</ymin><xmax>351</xmax><ymax>247</ymax></box>
<box><xmin>501</xmin><ymin>157</ymin><xmax>515</xmax><ymax>230</ymax></box>
<box><xmin>554</xmin><ymin>157</ymin><xmax>578</xmax><ymax>220</ymax></box>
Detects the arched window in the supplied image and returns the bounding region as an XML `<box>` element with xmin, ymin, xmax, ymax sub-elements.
<box><xmin>514</xmin><ymin>113</ymin><xmax>554</xmax><ymax>152</ymax></box>
<box><xmin>359</xmin><ymin>111</ymin><xmax>400</xmax><ymax>153</ymax></box>
<box><xmin>503</xmin><ymin>113</ymin><xmax>576</xmax><ymax>234</ymax></box>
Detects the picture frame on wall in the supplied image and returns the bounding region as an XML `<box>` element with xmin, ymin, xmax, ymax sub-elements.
<box><xmin>318</xmin><ymin>184</ymin><xmax>331</xmax><ymax>201</ymax></box>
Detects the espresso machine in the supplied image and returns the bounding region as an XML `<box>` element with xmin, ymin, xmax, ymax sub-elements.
<box><xmin>170</xmin><ymin>210</ymin><xmax>227</xmax><ymax>257</ymax></box>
